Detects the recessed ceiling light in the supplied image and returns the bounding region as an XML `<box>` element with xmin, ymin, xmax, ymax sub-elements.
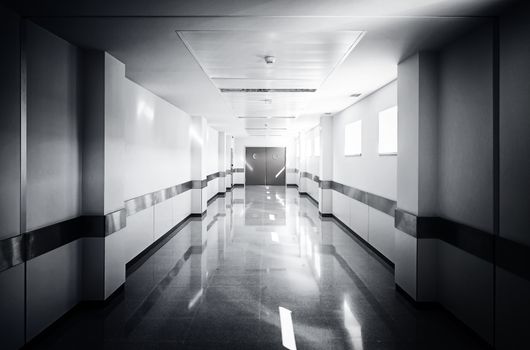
<box><xmin>264</xmin><ymin>56</ymin><xmax>276</xmax><ymax>65</ymax></box>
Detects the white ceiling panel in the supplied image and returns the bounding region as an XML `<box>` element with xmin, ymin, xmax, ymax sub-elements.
<box><xmin>178</xmin><ymin>31</ymin><xmax>364</xmax><ymax>88</ymax></box>
<box><xmin>177</xmin><ymin>30</ymin><xmax>364</xmax><ymax>133</ymax></box>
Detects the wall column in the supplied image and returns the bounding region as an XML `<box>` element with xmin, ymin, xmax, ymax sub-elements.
<box><xmin>319</xmin><ymin>115</ymin><xmax>333</xmax><ymax>215</ymax></box>
<box><xmin>394</xmin><ymin>52</ymin><xmax>438</xmax><ymax>302</ymax></box>
<box><xmin>218</xmin><ymin>131</ymin><xmax>226</xmax><ymax>194</ymax></box>
<box><xmin>81</xmin><ymin>51</ymin><xmax>127</xmax><ymax>301</ymax></box>
<box><xmin>190</xmin><ymin>116</ymin><xmax>208</xmax><ymax>214</ymax></box>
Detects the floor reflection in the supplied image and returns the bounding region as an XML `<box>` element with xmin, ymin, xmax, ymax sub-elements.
<box><xmin>29</xmin><ymin>186</ymin><xmax>489</xmax><ymax>349</ymax></box>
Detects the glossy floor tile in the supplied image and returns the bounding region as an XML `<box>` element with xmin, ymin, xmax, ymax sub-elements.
<box><xmin>28</xmin><ymin>186</ymin><xmax>488</xmax><ymax>350</ymax></box>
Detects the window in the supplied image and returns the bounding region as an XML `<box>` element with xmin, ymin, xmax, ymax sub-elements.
<box><xmin>378</xmin><ymin>106</ymin><xmax>398</xmax><ymax>155</ymax></box>
<box><xmin>306</xmin><ymin>137</ymin><xmax>312</xmax><ymax>157</ymax></box>
<box><xmin>314</xmin><ymin>131</ymin><xmax>320</xmax><ymax>157</ymax></box>
<box><xmin>344</xmin><ymin>120</ymin><xmax>362</xmax><ymax>156</ymax></box>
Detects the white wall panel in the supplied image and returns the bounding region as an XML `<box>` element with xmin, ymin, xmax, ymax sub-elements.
<box><xmin>104</xmin><ymin>228</ymin><xmax>127</xmax><ymax>298</ymax></box>
<box><xmin>154</xmin><ymin>198</ymin><xmax>174</xmax><ymax>240</ymax></box>
<box><xmin>174</xmin><ymin>191</ymin><xmax>191</xmax><ymax>225</ymax></box>
<box><xmin>368</xmin><ymin>209</ymin><xmax>395</xmax><ymax>262</ymax></box>
<box><xmin>0</xmin><ymin>265</ymin><xmax>24</xmax><ymax>350</ymax></box>
<box><xmin>207</xmin><ymin>178</ymin><xmax>219</xmax><ymax>201</ymax></box>
<box><xmin>437</xmin><ymin>241</ymin><xmax>493</xmax><ymax>343</ymax></box>
<box><xmin>332</xmin><ymin>192</ymin><xmax>349</xmax><ymax>227</ymax></box>
<box><xmin>349</xmin><ymin>198</ymin><xmax>369</xmax><ymax>241</ymax></box>
<box><xmin>394</xmin><ymin>229</ymin><xmax>417</xmax><ymax>298</ymax></box>
<box><xmin>125</xmin><ymin>208</ymin><xmax>154</xmax><ymax>263</ymax></box>
<box><xmin>26</xmin><ymin>241</ymin><xmax>83</xmax><ymax>340</ymax></box>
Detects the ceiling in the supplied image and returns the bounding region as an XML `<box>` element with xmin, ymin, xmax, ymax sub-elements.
<box><xmin>6</xmin><ymin>0</ymin><xmax>511</xmax><ymax>136</ymax></box>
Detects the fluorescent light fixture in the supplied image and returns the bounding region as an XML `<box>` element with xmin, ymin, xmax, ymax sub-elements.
<box><xmin>279</xmin><ymin>307</ymin><xmax>297</xmax><ymax>350</ymax></box>
<box><xmin>271</xmin><ymin>232</ymin><xmax>279</xmax><ymax>242</ymax></box>
<box><xmin>269</xmin><ymin>214</ymin><xmax>276</xmax><ymax>221</ymax></box>
<box><xmin>267</xmin><ymin>196</ymin><xmax>271</xmax><ymax>200</ymax></box>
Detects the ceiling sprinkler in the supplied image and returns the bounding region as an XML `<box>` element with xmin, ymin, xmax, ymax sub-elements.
<box><xmin>264</xmin><ymin>56</ymin><xmax>276</xmax><ymax>65</ymax></box>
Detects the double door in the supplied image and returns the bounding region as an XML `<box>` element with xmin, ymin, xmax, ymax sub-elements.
<box><xmin>245</xmin><ymin>147</ymin><xmax>286</xmax><ymax>186</ymax></box>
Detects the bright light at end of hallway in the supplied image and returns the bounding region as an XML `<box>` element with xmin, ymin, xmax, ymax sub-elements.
<box><xmin>279</xmin><ymin>307</ymin><xmax>297</xmax><ymax>350</ymax></box>
<box><xmin>271</xmin><ymin>232</ymin><xmax>279</xmax><ymax>242</ymax></box>
<box><xmin>269</xmin><ymin>214</ymin><xmax>276</xmax><ymax>221</ymax></box>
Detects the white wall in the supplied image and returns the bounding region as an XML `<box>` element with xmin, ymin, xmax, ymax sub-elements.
<box><xmin>331</xmin><ymin>81</ymin><xmax>398</xmax><ymax>263</ymax></box>
<box><xmin>123</xmin><ymin>76</ymin><xmax>191</xmax><ymax>200</ymax></box>
<box><xmin>105</xmin><ymin>52</ymin><xmax>195</xmax><ymax>280</ymax></box>
<box><xmin>206</xmin><ymin>126</ymin><xmax>219</xmax><ymax>200</ymax></box>
<box><xmin>333</xmin><ymin>81</ymin><xmax>397</xmax><ymax>200</ymax></box>
<box><xmin>299</xmin><ymin>126</ymin><xmax>320</xmax><ymax>200</ymax></box>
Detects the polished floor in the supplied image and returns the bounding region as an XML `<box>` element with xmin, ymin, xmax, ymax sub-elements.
<box><xmin>29</xmin><ymin>186</ymin><xmax>487</xmax><ymax>349</ymax></box>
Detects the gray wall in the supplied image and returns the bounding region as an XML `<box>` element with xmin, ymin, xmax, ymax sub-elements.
<box><xmin>0</xmin><ymin>6</ymin><xmax>25</xmax><ymax>350</ymax></box>
<box><xmin>436</xmin><ymin>23</ymin><xmax>495</xmax><ymax>343</ymax></box>
<box><xmin>437</xmin><ymin>24</ymin><xmax>494</xmax><ymax>233</ymax></box>
<box><xmin>0</xmin><ymin>5</ymin><xmax>21</xmax><ymax>240</ymax></box>
<box><xmin>497</xmin><ymin>2</ymin><xmax>530</xmax><ymax>348</ymax></box>
<box><xmin>26</xmin><ymin>21</ymin><xmax>82</xmax><ymax>230</ymax></box>
<box><xmin>25</xmin><ymin>21</ymin><xmax>84</xmax><ymax>341</ymax></box>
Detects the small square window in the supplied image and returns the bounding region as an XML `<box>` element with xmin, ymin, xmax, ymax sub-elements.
<box><xmin>344</xmin><ymin>120</ymin><xmax>362</xmax><ymax>156</ymax></box>
<box><xmin>378</xmin><ymin>106</ymin><xmax>398</xmax><ymax>155</ymax></box>
<box><xmin>314</xmin><ymin>132</ymin><xmax>320</xmax><ymax>157</ymax></box>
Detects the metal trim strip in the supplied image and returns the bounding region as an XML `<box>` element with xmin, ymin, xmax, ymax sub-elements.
<box><xmin>105</xmin><ymin>209</ymin><xmax>127</xmax><ymax>235</ymax></box>
<box><xmin>330</xmin><ymin>180</ymin><xmax>396</xmax><ymax>216</ymax></box>
<box><xmin>0</xmin><ymin>235</ymin><xmax>25</xmax><ymax>273</ymax></box>
<box><xmin>320</xmin><ymin>180</ymin><xmax>332</xmax><ymax>189</ymax></box>
<box><xmin>233</xmin><ymin>168</ymin><xmax>244</xmax><ymax>173</ymax></box>
<box><xmin>394</xmin><ymin>208</ymin><xmax>417</xmax><ymax>237</ymax></box>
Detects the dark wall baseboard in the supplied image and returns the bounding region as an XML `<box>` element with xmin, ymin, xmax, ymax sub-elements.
<box><xmin>299</xmin><ymin>192</ymin><xmax>319</xmax><ymax>206</ymax></box>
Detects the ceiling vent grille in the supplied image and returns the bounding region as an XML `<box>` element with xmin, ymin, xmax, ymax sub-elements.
<box><xmin>221</xmin><ymin>88</ymin><xmax>316</xmax><ymax>93</ymax></box>
<box><xmin>238</xmin><ymin>116</ymin><xmax>296</xmax><ymax>119</ymax></box>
